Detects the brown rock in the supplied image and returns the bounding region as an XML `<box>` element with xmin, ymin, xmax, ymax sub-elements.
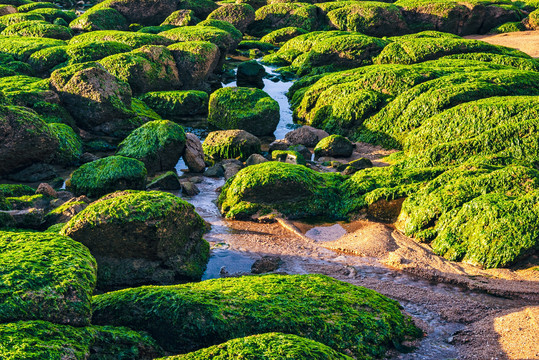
<box><xmin>251</xmin><ymin>256</ymin><xmax>282</xmax><ymax>274</ymax></box>
<box><xmin>183</xmin><ymin>133</ymin><xmax>206</xmax><ymax>173</ymax></box>
<box><xmin>36</xmin><ymin>183</ymin><xmax>58</xmax><ymax>198</ymax></box>
<box><xmin>285</xmin><ymin>126</ymin><xmax>329</xmax><ymax>147</ymax></box>
<box><xmin>102</xmin><ymin>0</ymin><xmax>178</xmax><ymax>25</ymax></box>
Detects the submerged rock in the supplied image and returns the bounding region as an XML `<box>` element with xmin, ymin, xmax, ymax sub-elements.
<box><xmin>61</xmin><ymin>191</ymin><xmax>209</xmax><ymax>289</ymax></box>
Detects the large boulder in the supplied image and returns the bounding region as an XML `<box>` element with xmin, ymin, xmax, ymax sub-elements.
<box><xmin>208</xmin><ymin>87</ymin><xmax>279</xmax><ymax>137</ymax></box>
<box><xmin>61</xmin><ymin>191</ymin><xmax>209</xmax><ymax>289</ymax></box>
<box><xmin>183</xmin><ymin>132</ymin><xmax>206</xmax><ymax>173</ymax></box>
<box><xmin>0</xmin><ymin>105</ymin><xmax>59</xmax><ymax>176</ymax></box>
<box><xmin>0</xmin><ymin>231</ymin><xmax>97</xmax><ymax>326</ymax></box>
<box><xmin>116</xmin><ymin>120</ymin><xmax>186</xmax><ymax>175</ymax></box>
<box><xmin>138</xmin><ymin>90</ymin><xmax>209</xmax><ymax>120</ymax></box>
<box><xmin>314</xmin><ymin>134</ymin><xmax>354</xmax><ymax>158</ymax></box>
<box><xmin>203</xmin><ymin>129</ymin><xmax>261</xmax><ymax>163</ymax></box>
<box><xmin>167</xmin><ymin>41</ymin><xmax>220</xmax><ymax>89</ymax></box>
<box><xmin>50</xmin><ymin>63</ymin><xmax>139</xmax><ymax>137</ymax></box>
<box><xmin>99</xmin><ymin>45</ymin><xmax>181</xmax><ymax>94</ymax></box>
<box><xmin>83</xmin><ymin>0</ymin><xmax>178</xmax><ymax>26</ymax></box>
<box><xmin>1</xmin><ymin>20</ymin><xmax>74</xmax><ymax>40</ymax></box>
<box><xmin>69</xmin><ymin>30</ymin><xmax>173</xmax><ymax>48</ymax></box>
<box><xmin>163</xmin><ymin>333</ymin><xmax>353</xmax><ymax>360</ymax></box>
<box><xmin>248</xmin><ymin>3</ymin><xmax>323</xmax><ymax>37</ymax></box>
<box><xmin>69</xmin><ymin>7</ymin><xmax>128</xmax><ymax>32</ymax></box>
<box><xmin>92</xmin><ymin>274</ymin><xmax>421</xmax><ymax>356</ymax></box>
<box><xmin>0</xmin><ymin>320</ymin><xmax>164</xmax><ymax>359</ymax></box>
<box><xmin>207</xmin><ymin>3</ymin><xmax>256</xmax><ymax>32</ymax></box>
<box><xmin>285</xmin><ymin>125</ymin><xmax>329</xmax><ymax>147</ymax></box>
<box><xmin>67</xmin><ymin>156</ymin><xmax>147</xmax><ymax>198</ymax></box>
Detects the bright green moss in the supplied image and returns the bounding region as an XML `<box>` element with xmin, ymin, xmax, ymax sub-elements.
<box><xmin>27</xmin><ymin>8</ymin><xmax>76</xmax><ymax>22</ymax></box>
<box><xmin>208</xmin><ymin>87</ymin><xmax>280</xmax><ymax>137</ymax></box>
<box><xmin>28</xmin><ymin>45</ymin><xmax>68</xmax><ymax>74</ymax></box>
<box><xmin>0</xmin><ymin>231</ymin><xmax>97</xmax><ymax>326</ymax></box>
<box><xmin>69</xmin><ymin>7</ymin><xmax>128</xmax><ymax>32</ymax></box>
<box><xmin>0</xmin><ymin>75</ymin><xmax>51</xmax><ymax>105</ymax></box>
<box><xmin>45</xmin><ymin>222</ymin><xmax>66</xmax><ymax>233</ymax></box>
<box><xmin>441</xmin><ymin>52</ymin><xmax>539</xmax><ymax>71</ymax></box>
<box><xmin>69</xmin><ymin>30</ymin><xmax>173</xmax><ymax>48</ymax></box>
<box><xmin>177</xmin><ymin>0</ymin><xmax>218</xmax><ymax>18</ymax></box>
<box><xmin>249</xmin><ymin>3</ymin><xmax>322</xmax><ymax>37</ymax></box>
<box><xmin>203</xmin><ymin>129</ymin><xmax>261</xmax><ymax>163</ymax></box>
<box><xmin>138</xmin><ymin>25</ymin><xmax>176</xmax><ymax>34</ymax></box>
<box><xmin>160</xmin><ymin>26</ymin><xmax>235</xmax><ymax>54</ymax></box>
<box><xmin>17</xmin><ymin>2</ymin><xmax>58</xmax><ymax>12</ymax></box>
<box><xmin>271</xmin><ymin>150</ymin><xmax>306</xmax><ymax>165</ymax></box>
<box><xmin>67</xmin><ymin>156</ymin><xmax>147</xmax><ymax>198</ymax></box>
<box><xmin>0</xmin><ymin>12</ymin><xmax>44</xmax><ymax>26</ymax></box>
<box><xmin>260</xmin><ymin>26</ymin><xmax>308</xmax><ymax>45</ymax></box>
<box><xmin>5</xmin><ymin>194</ymin><xmax>45</xmax><ymax>209</ymax></box>
<box><xmin>1</xmin><ymin>20</ymin><xmax>73</xmax><ymax>40</ymax></box>
<box><xmin>197</xmin><ymin>19</ymin><xmax>242</xmax><ymax>42</ymax></box>
<box><xmin>138</xmin><ymin>90</ymin><xmax>209</xmax><ymax>119</ymax></box>
<box><xmin>131</xmin><ymin>98</ymin><xmax>162</xmax><ymax>121</ymax></box>
<box><xmin>489</xmin><ymin>21</ymin><xmax>526</xmax><ymax>33</ymax></box>
<box><xmin>0</xmin><ymin>320</ymin><xmax>164</xmax><ymax>359</ymax></box>
<box><xmin>161</xmin><ymin>9</ymin><xmax>199</xmax><ymax>27</ymax></box>
<box><xmin>0</xmin><ymin>184</ymin><xmax>34</xmax><ymax>197</ymax></box>
<box><xmin>49</xmin><ymin>123</ymin><xmax>82</xmax><ymax>165</ymax></box>
<box><xmin>66</xmin><ymin>40</ymin><xmax>132</xmax><ymax>64</ymax></box>
<box><xmin>92</xmin><ymin>274</ymin><xmax>421</xmax><ymax>357</ymax></box>
<box><xmin>161</xmin><ymin>333</ymin><xmax>353</xmax><ymax>360</ymax></box>
<box><xmin>0</xmin><ymin>35</ymin><xmax>65</xmax><ymax>61</ymax></box>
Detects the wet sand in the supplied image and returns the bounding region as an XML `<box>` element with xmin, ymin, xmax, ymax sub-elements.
<box><xmin>465</xmin><ymin>31</ymin><xmax>539</xmax><ymax>58</ymax></box>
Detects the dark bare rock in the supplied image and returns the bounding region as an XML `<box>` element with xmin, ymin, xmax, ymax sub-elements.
<box><xmin>183</xmin><ymin>133</ymin><xmax>206</xmax><ymax>173</ymax></box>
<box><xmin>7</xmin><ymin>164</ymin><xmax>58</xmax><ymax>183</ymax></box>
<box><xmin>251</xmin><ymin>255</ymin><xmax>282</xmax><ymax>274</ymax></box>
<box><xmin>285</xmin><ymin>126</ymin><xmax>329</xmax><ymax>147</ymax></box>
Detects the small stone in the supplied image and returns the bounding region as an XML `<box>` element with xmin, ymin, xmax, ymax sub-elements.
<box><xmin>147</xmin><ymin>172</ymin><xmax>182</xmax><ymax>190</ymax></box>
<box><xmin>285</xmin><ymin>126</ymin><xmax>329</xmax><ymax>147</ymax></box>
<box><xmin>36</xmin><ymin>183</ymin><xmax>58</xmax><ymax>198</ymax></box>
<box><xmin>245</xmin><ymin>153</ymin><xmax>268</xmax><ymax>166</ymax></box>
<box><xmin>183</xmin><ymin>133</ymin><xmax>206</xmax><ymax>173</ymax></box>
<box><xmin>269</xmin><ymin>139</ymin><xmax>291</xmax><ymax>152</ymax></box>
<box><xmin>204</xmin><ymin>164</ymin><xmax>224</xmax><ymax>178</ymax></box>
<box><xmin>348</xmin><ymin>157</ymin><xmax>373</xmax><ymax>169</ymax></box>
<box><xmin>180</xmin><ymin>181</ymin><xmax>200</xmax><ymax>196</ymax></box>
<box><xmin>251</xmin><ymin>256</ymin><xmax>282</xmax><ymax>274</ymax></box>
<box><xmin>221</xmin><ymin>159</ymin><xmax>243</xmax><ymax>180</ymax></box>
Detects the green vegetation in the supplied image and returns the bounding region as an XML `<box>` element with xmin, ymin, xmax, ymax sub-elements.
<box><xmin>1</xmin><ymin>20</ymin><xmax>73</xmax><ymax>40</ymax></box>
<box><xmin>69</xmin><ymin>7</ymin><xmax>128</xmax><ymax>32</ymax></box>
<box><xmin>160</xmin><ymin>26</ymin><xmax>236</xmax><ymax>55</ymax></box>
<box><xmin>0</xmin><ymin>35</ymin><xmax>65</xmax><ymax>61</ymax></box>
<box><xmin>27</xmin><ymin>8</ymin><xmax>76</xmax><ymax>23</ymax></box>
<box><xmin>138</xmin><ymin>90</ymin><xmax>208</xmax><ymax>119</ymax></box>
<box><xmin>249</xmin><ymin>3</ymin><xmax>322</xmax><ymax>37</ymax></box>
<box><xmin>203</xmin><ymin>129</ymin><xmax>261</xmax><ymax>163</ymax></box>
<box><xmin>0</xmin><ymin>12</ymin><xmax>44</xmax><ymax>26</ymax></box>
<box><xmin>489</xmin><ymin>21</ymin><xmax>526</xmax><ymax>33</ymax></box>
<box><xmin>206</xmin><ymin>3</ymin><xmax>255</xmax><ymax>32</ymax></box>
<box><xmin>66</xmin><ymin>40</ymin><xmax>132</xmax><ymax>64</ymax></box>
<box><xmin>314</xmin><ymin>134</ymin><xmax>354</xmax><ymax>158</ymax></box>
<box><xmin>0</xmin><ymin>320</ymin><xmax>163</xmax><ymax>359</ymax></box>
<box><xmin>161</xmin><ymin>10</ymin><xmax>199</xmax><ymax>27</ymax></box>
<box><xmin>161</xmin><ymin>333</ymin><xmax>353</xmax><ymax>360</ymax></box>
<box><xmin>0</xmin><ymin>231</ymin><xmax>96</xmax><ymax>326</ymax></box>
<box><xmin>49</xmin><ymin>123</ymin><xmax>82</xmax><ymax>166</ymax></box>
<box><xmin>272</xmin><ymin>150</ymin><xmax>306</xmax><ymax>165</ymax></box>
<box><xmin>92</xmin><ymin>274</ymin><xmax>421</xmax><ymax>357</ymax></box>
<box><xmin>208</xmin><ymin>87</ymin><xmax>280</xmax><ymax>136</ymax></box>
<box><xmin>67</xmin><ymin>156</ymin><xmax>147</xmax><ymax>198</ymax></box>
<box><xmin>167</xmin><ymin>40</ymin><xmax>220</xmax><ymax>85</ymax></box>
<box><xmin>69</xmin><ymin>30</ymin><xmax>173</xmax><ymax>48</ymax></box>
<box><xmin>17</xmin><ymin>2</ymin><xmax>58</xmax><ymax>12</ymax></box>
<box><xmin>0</xmin><ymin>184</ymin><xmax>34</xmax><ymax>198</ymax></box>
<box><xmin>131</xmin><ymin>98</ymin><xmax>162</xmax><ymax>121</ymax></box>
<box><xmin>260</xmin><ymin>26</ymin><xmax>308</xmax><ymax>45</ymax></box>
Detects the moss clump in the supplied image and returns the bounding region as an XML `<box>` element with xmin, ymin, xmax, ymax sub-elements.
<box><xmin>116</xmin><ymin>120</ymin><xmax>186</xmax><ymax>175</ymax></box>
<box><xmin>17</xmin><ymin>2</ymin><xmax>58</xmax><ymax>12</ymax></box>
<box><xmin>92</xmin><ymin>274</ymin><xmax>421</xmax><ymax>357</ymax></box>
<box><xmin>0</xmin><ymin>35</ymin><xmax>65</xmax><ymax>61</ymax></box>
<box><xmin>0</xmin><ymin>184</ymin><xmax>35</xmax><ymax>197</ymax></box>
<box><xmin>0</xmin><ymin>231</ymin><xmax>97</xmax><ymax>326</ymax></box>
<box><xmin>271</xmin><ymin>150</ymin><xmax>306</xmax><ymax>165</ymax></box>
<box><xmin>208</xmin><ymin>87</ymin><xmax>280</xmax><ymax>137</ymax></box>
<box><xmin>138</xmin><ymin>90</ymin><xmax>209</xmax><ymax>119</ymax></box>
<box><xmin>0</xmin><ymin>12</ymin><xmax>44</xmax><ymax>26</ymax></box>
<box><xmin>66</xmin><ymin>40</ymin><xmax>132</xmax><ymax>64</ymax></box>
<box><xmin>0</xmin><ymin>320</ymin><xmax>164</xmax><ymax>359</ymax></box>
<box><xmin>131</xmin><ymin>98</ymin><xmax>161</xmax><ymax>121</ymax></box>
<box><xmin>28</xmin><ymin>45</ymin><xmax>68</xmax><ymax>74</ymax></box>
<box><xmin>69</xmin><ymin>7</ymin><xmax>128</xmax><ymax>32</ymax></box>
<box><xmin>489</xmin><ymin>21</ymin><xmax>526</xmax><ymax>33</ymax></box>
<box><xmin>177</xmin><ymin>0</ymin><xmax>218</xmax><ymax>19</ymax></box>
<box><xmin>0</xmin><ymin>75</ymin><xmax>51</xmax><ymax>106</ymax></box>
<box><xmin>260</xmin><ymin>26</ymin><xmax>308</xmax><ymax>45</ymax></box>
<box><xmin>67</xmin><ymin>156</ymin><xmax>147</xmax><ymax>198</ymax></box>
<box><xmin>27</xmin><ymin>8</ymin><xmax>75</xmax><ymax>22</ymax></box>
<box><xmin>206</xmin><ymin>3</ymin><xmax>255</xmax><ymax>32</ymax></box>
<box><xmin>203</xmin><ymin>129</ymin><xmax>261</xmax><ymax>163</ymax></box>
<box><xmin>49</xmin><ymin>123</ymin><xmax>82</xmax><ymax>166</ymax></box>
<box><xmin>160</xmin><ymin>26</ymin><xmax>236</xmax><ymax>55</ymax></box>
<box><xmin>161</xmin><ymin>333</ymin><xmax>353</xmax><ymax>360</ymax></box>
<box><xmin>219</xmin><ymin>162</ymin><xmax>345</xmax><ymax>219</ymax></box>
<box><xmin>1</xmin><ymin>20</ymin><xmax>73</xmax><ymax>40</ymax></box>
<box><xmin>69</xmin><ymin>30</ymin><xmax>173</xmax><ymax>48</ymax></box>
<box><xmin>249</xmin><ymin>3</ymin><xmax>322</xmax><ymax>37</ymax></box>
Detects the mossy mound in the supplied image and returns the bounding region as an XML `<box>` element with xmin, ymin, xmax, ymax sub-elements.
<box><xmin>138</xmin><ymin>90</ymin><xmax>209</xmax><ymax>120</ymax></box>
<box><xmin>98</xmin><ymin>45</ymin><xmax>180</xmax><ymax>94</ymax></box>
<box><xmin>177</xmin><ymin>0</ymin><xmax>219</xmax><ymax>18</ymax></box>
<box><xmin>0</xmin><ymin>231</ymin><xmax>96</xmax><ymax>326</ymax></box>
<box><xmin>27</xmin><ymin>8</ymin><xmax>76</xmax><ymax>23</ymax></box>
<box><xmin>160</xmin><ymin>25</ymin><xmax>237</xmax><ymax>58</ymax></box>
<box><xmin>207</xmin><ymin>3</ymin><xmax>256</xmax><ymax>32</ymax></box>
<box><xmin>116</xmin><ymin>120</ymin><xmax>186</xmax><ymax>175</ymax></box>
<box><xmin>161</xmin><ymin>9</ymin><xmax>199</xmax><ymax>26</ymax></box>
<box><xmin>272</xmin><ymin>150</ymin><xmax>307</xmax><ymax>165</ymax></box>
<box><xmin>0</xmin><ymin>35</ymin><xmax>65</xmax><ymax>61</ymax></box>
<box><xmin>260</xmin><ymin>26</ymin><xmax>308</xmax><ymax>45</ymax></box>
<box><xmin>0</xmin><ymin>320</ymin><xmax>164</xmax><ymax>359</ymax></box>
<box><xmin>77</xmin><ymin>0</ymin><xmax>177</xmax><ymax>26</ymax></box>
<box><xmin>17</xmin><ymin>2</ymin><xmax>58</xmax><ymax>12</ymax></box>
<box><xmin>314</xmin><ymin>134</ymin><xmax>354</xmax><ymax>158</ymax></box>
<box><xmin>208</xmin><ymin>87</ymin><xmax>280</xmax><ymax>137</ymax></box>
<box><xmin>92</xmin><ymin>274</ymin><xmax>421</xmax><ymax>357</ymax></box>
<box><xmin>219</xmin><ymin>161</ymin><xmax>345</xmax><ymax>219</ymax></box>
<box><xmin>0</xmin><ymin>184</ymin><xmax>34</xmax><ymax>197</ymax></box>
<box><xmin>489</xmin><ymin>21</ymin><xmax>526</xmax><ymax>33</ymax></box>
<box><xmin>203</xmin><ymin>129</ymin><xmax>261</xmax><ymax>163</ymax></box>
<box><xmin>49</xmin><ymin>123</ymin><xmax>83</xmax><ymax>166</ymax></box>
<box><xmin>160</xmin><ymin>333</ymin><xmax>353</xmax><ymax>360</ymax></box>
<box><xmin>66</xmin><ymin>40</ymin><xmax>132</xmax><ymax>64</ymax></box>
<box><xmin>167</xmin><ymin>41</ymin><xmax>220</xmax><ymax>87</ymax></box>
<box><xmin>1</xmin><ymin>20</ymin><xmax>73</xmax><ymax>40</ymax></box>
<box><xmin>69</xmin><ymin>7</ymin><xmax>128</xmax><ymax>32</ymax></box>
<box><xmin>248</xmin><ymin>3</ymin><xmax>322</xmax><ymax>37</ymax></box>
<box><xmin>0</xmin><ymin>12</ymin><xmax>44</xmax><ymax>26</ymax></box>
<box><xmin>69</xmin><ymin>30</ymin><xmax>173</xmax><ymax>48</ymax></box>
<box><xmin>61</xmin><ymin>190</ymin><xmax>209</xmax><ymax>287</ymax></box>
<box><xmin>67</xmin><ymin>156</ymin><xmax>147</xmax><ymax>198</ymax></box>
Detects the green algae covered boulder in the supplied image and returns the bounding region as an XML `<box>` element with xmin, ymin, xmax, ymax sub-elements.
<box><xmin>167</xmin><ymin>41</ymin><xmax>220</xmax><ymax>88</ymax></box>
<box><xmin>0</xmin><ymin>12</ymin><xmax>44</xmax><ymax>26</ymax></box>
<box><xmin>207</xmin><ymin>3</ymin><xmax>256</xmax><ymax>32</ymax></box>
<box><xmin>314</xmin><ymin>134</ymin><xmax>354</xmax><ymax>158</ymax></box>
<box><xmin>69</xmin><ymin>7</ymin><xmax>129</xmax><ymax>32</ymax></box>
<box><xmin>177</xmin><ymin>0</ymin><xmax>218</xmax><ymax>18</ymax></box>
<box><xmin>49</xmin><ymin>122</ymin><xmax>83</xmax><ymax>166</ymax></box>
<box><xmin>219</xmin><ymin>161</ymin><xmax>344</xmax><ymax>219</ymax></box>
<box><xmin>248</xmin><ymin>3</ymin><xmax>322</xmax><ymax>37</ymax></box>
<box><xmin>0</xmin><ymin>184</ymin><xmax>34</xmax><ymax>198</ymax></box>
<box><xmin>0</xmin><ymin>35</ymin><xmax>65</xmax><ymax>61</ymax></box>
<box><xmin>208</xmin><ymin>87</ymin><xmax>280</xmax><ymax>137</ymax></box>
<box><xmin>0</xmin><ymin>320</ymin><xmax>164</xmax><ymax>359</ymax></box>
<box><xmin>61</xmin><ymin>190</ymin><xmax>209</xmax><ymax>288</ymax></box>
<box><xmin>65</xmin><ymin>40</ymin><xmax>132</xmax><ymax>64</ymax></box>
<box><xmin>160</xmin><ymin>333</ymin><xmax>353</xmax><ymax>360</ymax></box>
<box><xmin>69</xmin><ymin>30</ymin><xmax>173</xmax><ymax>48</ymax></box>
<box><xmin>161</xmin><ymin>9</ymin><xmax>199</xmax><ymax>26</ymax></box>
<box><xmin>1</xmin><ymin>20</ymin><xmax>73</xmax><ymax>40</ymax></box>
<box><xmin>0</xmin><ymin>231</ymin><xmax>97</xmax><ymax>326</ymax></box>
<box><xmin>67</xmin><ymin>156</ymin><xmax>147</xmax><ymax>198</ymax></box>
<box><xmin>160</xmin><ymin>26</ymin><xmax>237</xmax><ymax>60</ymax></box>
<box><xmin>260</xmin><ymin>26</ymin><xmax>308</xmax><ymax>45</ymax></box>
<box><xmin>76</xmin><ymin>0</ymin><xmax>177</xmax><ymax>26</ymax></box>
<box><xmin>138</xmin><ymin>90</ymin><xmax>209</xmax><ymax>120</ymax></box>
<box><xmin>117</xmin><ymin>120</ymin><xmax>186</xmax><ymax>175</ymax></box>
<box><xmin>92</xmin><ymin>274</ymin><xmax>420</xmax><ymax>357</ymax></box>
<box><xmin>203</xmin><ymin>129</ymin><xmax>261</xmax><ymax>163</ymax></box>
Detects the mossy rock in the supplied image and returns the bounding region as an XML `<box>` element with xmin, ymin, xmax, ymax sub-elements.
<box><xmin>92</xmin><ymin>274</ymin><xmax>420</xmax><ymax>357</ymax></box>
<box><xmin>99</xmin><ymin>45</ymin><xmax>181</xmax><ymax>94</ymax></box>
<box><xmin>219</xmin><ymin>161</ymin><xmax>345</xmax><ymax>219</ymax></box>
<box><xmin>69</xmin><ymin>7</ymin><xmax>128</xmax><ymax>32</ymax></box>
<box><xmin>0</xmin><ymin>75</ymin><xmax>53</xmax><ymax>106</ymax></box>
<box><xmin>314</xmin><ymin>134</ymin><xmax>354</xmax><ymax>158</ymax></box>
<box><xmin>489</xmin><ymin>21</ymin><xmax>526</xmax><ymax>33</ymax></box>
<box><xmin>49</xmin><ymin>123</ymin><xmax>83</xmax><ymax>166</ymax></box>
<box><xmin>197</xmin><ymin>19</ymin><xmax>243</xmax><ymax>43</ymax></box>
<box><xmin>203</xmin><ymin>129</ymin><xmax>261</xmax><ymax>163</ymax></box>
<box><xmin>138</xmin><ymin>90</ymin><xmax>209</xmax><ymax>120</ymax></box>
<box><xmin>0</xmin><ymin>12</ymin><xmax>44</xmax><ymax>26</ymax></box>
<box><xmin>131</xmin><ymin>97</ymin><xmax>162</xmax><ymax>122</ymax></box>
<box><xmin>167</xmin><ymin>41</ymin><xmax>220</xmax><ymax>88</ymax></box>
<box><xmin>207</xmin><ymin>3</ymin><xmax>256</xmax><ymax>32</ymax></box>
<box><xmin>260</xmin><ymin>26</ymin><xmax>308</xmax><ymax>45</ymax></box>
<box><xmin>61</xmin><ymin>190</ymin><xmax>209</xmax><ymax>288</ymax></box>
<box><xmin>116</xmin><ymin>120</ymin><xmax>186</xmax><ymax>175</ymax></box>
<box><xmin>160</xmin><ymin>26</ymin><xmax>237</xmax><ymax>60</ymax></box>
<box><xmin>0</xmin><ymin>105</ymin><xmax>59</xmax><ymax>176</ymax></box>
<box><xmin>527</xmin><ymin>8</ymin><xmax>539</xmax><ymax>29</ymax></box>
<box><xmin>0</xmin><ymin>35</ymin><xmax>65</xmax><ymax>61</ymax></box>
<box><xmin>65</xmin><ymin>40</ymin><xmax>132</xmax><ymax>64</ymax></box>
<box><xmin>28</xmin><ymin>45</ymin><xmax>69</xmax><ymax>74</ymax></box>
<box><xmin>0</xmin><ymin>320</ymin><xmax>164</xmax><ymax>359</ymax></box>
<box><xmin>326</xmin><ymin>2</ymin><xmax>409</xmax><ymax>37</ymax></box>
<box><xmin>248</xmin><ymin>3</ymin><xmax>323</xmax><ymax>37</ymax></box>
<box><xmin>177</xmin><ymin>0</ymin><xmax>219</xmax><ymax>19</ymax></box>
<box><xmin>0</xmin><ymin>184</ymin><xmax>35</xmax><ymax>198</ymax></box>
<box><xmin>67</xmin><ymin>155</ymin><xmax>147</xmax><ymax>198</ymax></box>
<box><xmin>160</xmin><ymin>333</ymin><xmax>353</xmax><ymax>360</ymax></box>
<box><xmin>69</xmin><ymin>30</ymin><xmax>173</xmax><ymax>48</ymax></box>
<box><xmin>1</xmin><ymin>20</ymin><xmax>73</xmax><ymax>40</ymax></box>
<box><xmin>79</xmin><ymin>0</ymin><xmax>177</xmax><ymax>26</ymax></box>
<box><xmin>441</xmin><ymin>52</ymin><xmax>539</xmax><ymax>72</ymax></box>
<box><xmin>17</xmin><ymin>2</ymin><xmax>58</xmax><ymax>12</ymax></box>
<box><xmin>0</xmin><ymin>231</ymin><xmax>96</xmax><ymax>326</ymax></box>
<box><xmin>271</xmin><ymin>150</ymin><xmax>306</xmax><ymax>165</ymax></box>
<box><xmin>160</xmin><ymin>9</ymin><xmax>199</xmax><ymax>26</ymax></box>
<box><xmin>208</xmin><ymin>87</ymin><xmax>280</xmax><ymax>137</ymax></box>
